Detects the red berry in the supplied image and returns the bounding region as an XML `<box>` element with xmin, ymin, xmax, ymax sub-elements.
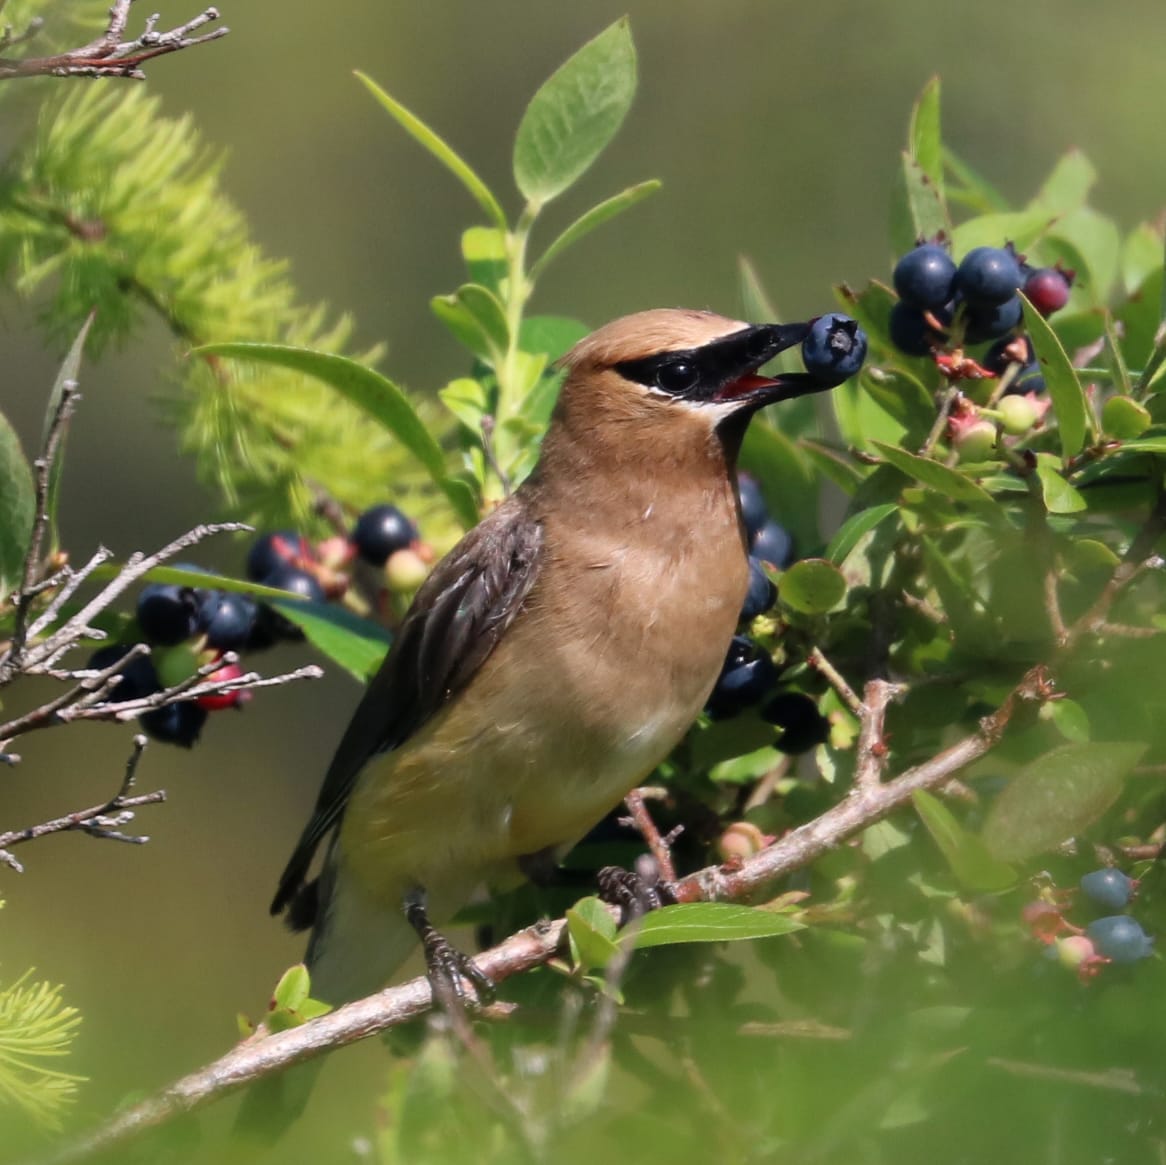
<box><xmin>1023</xmin><ymin>268</ymin><xmax>1072</xmax><ymax>316</ymax></box>
<box><xmin>198</xmin><ymin>660</ymin><xmax>248</xmax><ymax>711</ymax></box>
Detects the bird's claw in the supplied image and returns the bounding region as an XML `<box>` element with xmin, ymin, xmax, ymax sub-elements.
<box><xmin>597</xmin><ymin>855</ymin><xmax>676</xmax><ymax>926</ymax></box>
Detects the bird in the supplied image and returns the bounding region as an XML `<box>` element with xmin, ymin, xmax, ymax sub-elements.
<box><xmin>270</xmin><ymin>307</ymin><xmax>827</xmax><ymax>1005</ymax></box>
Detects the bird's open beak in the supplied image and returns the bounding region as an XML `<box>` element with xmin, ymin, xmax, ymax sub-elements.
<box><xmin>712</xmin><ymin>323</ymin><xmax>839</xmax><ymax>409</ymax></box>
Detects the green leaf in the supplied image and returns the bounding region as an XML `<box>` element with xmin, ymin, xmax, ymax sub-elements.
<box><xmin>1048</xmin><ymin>698</ymin><xmax>1091</xmax><ymax>743</ymax></box>
<box><xmin>871</xmin><ymin>442</ymin><xmax>996</xmax><ymax>505</ymax></box>
<box><xmin>739</xmin><ymin>256</ymin><xmax>778</xmax><ymax>323</ymax></box>
<box><xmin>531</xmin><ymin>179</ymin><xmax>660</xmax><ymax>279</ymax></box>
<box><xmin>943</xmin><ymin>147</ymin><xmax>1009</xmax><ymax>214</ymax></box>
<box><xmin>1030</xmin><ymin>149</ymin><xmax>1096</xmax><ymax>216</ymax></box>
<box><xmin>446</xmin><ymin>284</ymin><xmax>509</xmax><ymax>353</ymax></box>
<box><xmin>567</xmin><ymin>897</ymin><xmax>620</xmax><ymax>970</ymax></box>
<box><xmin>195</xmin><ymin>343</ymin><xmax>479</xmax><ymax>529</ymax></box>
<box><xmin>861</xmin><ymin>368</ymin><xmax>936</xmax><ymax>435</ymax></box>
<box><xmin>1034</xmin><ymin>453</ymin><xmax>1086</xmax><ymax>514</ymax></box>
<box><xmin>1102</xmin><ymin>395</ymin><xmax>1151</xmax><ymax>439</ymax></box>
<box><xmin>983</xmin><ymin>742</ymin><xmax>1147</xmax><ymax>862</ymax></box>
<box><xmin>272</xmin><ymin>964</ymin><xmax>310</xmax><ymax>1011</ymax></box>
<box><xmin>41</xmin><ymin>312</ymin><xmax>93</xmax><ymax>553</ymax></box>
<box><xmin>439</xmin><ymin>377</ymin><xmax>489</xmax><ymax>435</ymax></box>
<box><xmin>901</xmin><ymin>154</ymin><xmax>949</xmax><ymax>247</ymax></box>
<box><xmin>622</xmin><ymin>903</ymin><xmax>803</xmax><ymax>951</ymax></box>
<box><xmin>1048</xmin><ymin>207</ymin><xmax>1121</xmax><ymax>304</ymax></box>
<box><xmin>951</xmin><ymin>211</ymin><xmax>1055</xmax><ymax>256</ymax></box>
<box><xmin>825</xmin><ymin>504</ymin><xmax>899</xmax><ymax>566</ymax></box>
<box><xmin>431</xmin><ymin>293</ymin><xmax>501</xmax><ymax>362</ymax></box>
<box><xmin>271</xmin><ymin>599</ymin><xmax>391</xmax><ymax>683</ymax></box>
<box><xmin>1120</xmin><ymin>222</ymin><xmax>1163</xmax><ymax>294</ymax></box>
<box><xmin>0</xmin><ymin>409</ymin><xmax>35</xmax><ymax>602</ymax></box>
<box><xmin>1019</xmin><ymin>295</ymin><xmax>1090</xmax><ymax>458</ymax></box>
<box><xmin>779</xmin><ymin>558</ymin><xmax>847</xmax><ymax>615</ymax></box>
<box><xmin>513</xmin><ymin>18</ymin><xmax>637</xmax><ymax>204</ymax></box>
<box><xmin>355</xmin><ymin>72</ymin><xmax>506</xmax><ymax>229</ymax></box>
<box><xmin>519</xmin><ymin>315</ymin><xmax>590</xmax><ymax>363</ymax></box>
<box><xmin>913</xmin><ymin>790</ymin><xmax>1016</xmax><ymax>892</ymax></box>
<box><xmin>461</xmin><ymin>227</ymin><xmax>508</xmax><ymax>290</ymax></box>
<box><xmin>909</xmin><ymin>77</ymin><xmax>943</xmax><ymax>193</ymax></box>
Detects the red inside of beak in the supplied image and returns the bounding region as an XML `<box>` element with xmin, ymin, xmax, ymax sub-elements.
<box><xmin>715</xmin><ymin>372</ymin><xmax>780</xmax><ymax>402</ymax></box>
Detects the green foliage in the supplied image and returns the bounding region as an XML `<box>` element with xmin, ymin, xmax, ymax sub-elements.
<box><xmin>0</xmin><ymin>969</ymin><xmax>83</xmax><ymax>1129</ymax></box>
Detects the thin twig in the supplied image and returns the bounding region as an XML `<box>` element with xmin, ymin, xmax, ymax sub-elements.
<box><xmin>918</xmin><ymin>387</ymin><xmax>959</xmax><ymax>457</ymax></box>
<box><xmin>480</xmin><ymin>416</ymin><xmax>513</xmax><ymax>498</ymax></box>
<box><xmin>38</xmin><ymin>665</ymin><xmax>1051</xmax><ymax>1165</ymax></box>
<box><xmin>7</xmin><ymin>382</ymin><xmax>79</xmax><ymax>667</ymax></box>
<box><xmin>0</xmin><ymin>1</ymin><xmax>228</xmax><ymax>82</ymax></box>
<box><xmin>0</xmin><ymin>735</ymin><xmax>164</xmax><ymax>859</ymax></box>
<box><xmin>621</xmin><ymin>788</ymin><xmax>678</xmax><ymax>882</ymax></box>
<box><xmin>805</xmin><ymin>647</ymin><xmax>864</xmax><ymax>718</ymax></box>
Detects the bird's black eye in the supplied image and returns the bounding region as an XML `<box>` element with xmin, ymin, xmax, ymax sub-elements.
<box><xmin>656</xmin><ymin>360</ymin><xmax>700</xmax><ymax>395</ymax></box>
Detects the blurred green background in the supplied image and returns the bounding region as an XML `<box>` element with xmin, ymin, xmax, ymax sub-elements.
<box><xmin>4</xmin><ymin>1</ymin><xmax>1166</xmax><ymax>1159</ymax></box>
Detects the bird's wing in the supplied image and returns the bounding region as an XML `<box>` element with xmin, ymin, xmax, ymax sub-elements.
<box><xmin>270</xmin><ymin>499</ymin><xmax>544</xmax><ymax>919</ymax></box>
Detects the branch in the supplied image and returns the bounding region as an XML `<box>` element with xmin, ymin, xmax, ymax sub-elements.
<box><xmin>40</xmin><ymin>665</ymin><xmax>1051</xmax><ymax>1165</ymax></box>
<box><xmin>0</xmin><ymin>1</ymin><xmax>227</xmax><ymax>81</ymax></box>
<box><xmin>0</xmin><ymin>736</ymin><xmax>163</xmax><ymax>873</ymax></box>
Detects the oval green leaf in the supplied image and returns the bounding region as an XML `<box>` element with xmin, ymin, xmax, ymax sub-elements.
<box><xmin>621</xmin><ymin>903</ymin><xmax>804</xmax><ymax>951</ymax></box>
<box><xmin>194</xmin><ymin>343</ymin><xmax>479</xmax><ymax>529</ymax></box>
<box><xmin>1034</xmin><ymin>454</ymin><xmax>1086</xmax><ymax>514</ymax></box>
<box><xmin>871</xmin><ymin>441</ymin><xmax>997</xmax><ymax>505</ymax></box>
<box><xmin>825</xmin><ymin>504</ymin><xmax>900</xmax><ymax>565</ymax></box>
<box><xmin>1020</xmin><ymin>294</ymin><xmax>1090</xmax><ymax>459</ymax></box>
<box><xmin>513</xmin><ymin>18</ymin><xmax>637</xmax><ymax>204</ymax></box>
<box><xmin>982</xmin><ymin>742</ymin><xmax>1146</xmax><ymax>862</ymax></box>
<box><xmin>271</xmin><ymin>598</ymin><xmax>391</xmax><ymax>683</ymax></box>
<box><xmin>272</xmin><ymin>964</ymin><xmax>310</xmax><ymax>1012</ymax></box>
<box><xmin>0</xmin><ymin>409</ymin><xmax>35</xmax><ymax>601</ymax></box>
<box><xmin>567</xmin><ymin>897</ymin><xmax>620</xmax><ymax>970</ymax></box>
<box><xmin>779</xmin><ymin>558</ymin><xmax>847</xmax><ymax>615</ymax></box>
<box><xmin>1102</xmin><ymin>395</ymin><xmax>1151</xmax><ymax>439</ymax></box>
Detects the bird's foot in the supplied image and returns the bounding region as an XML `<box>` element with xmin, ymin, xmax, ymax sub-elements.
<box><xmin>597</xmin><ymin>854</ymin><xmax>676</xmax><ymax>926</ymax></box>
<box><xmin>404</xmin><ymin>889</ymin><xmax>496</xmax><ymax>1008</ymax></box>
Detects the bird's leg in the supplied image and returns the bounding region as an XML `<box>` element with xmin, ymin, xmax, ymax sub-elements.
<box><xmin>403</xmin><ymin>887</ymin><xmax>496</xmax><ymax>1007</ymax></box>
<box><xmin>596</xmin><ymin>853</ymin><xmax>677</xmax><ymax>926</ymax></box>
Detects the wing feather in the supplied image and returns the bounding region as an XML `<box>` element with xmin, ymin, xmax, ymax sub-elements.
<box><xmin>270</xmin><ymin>500</ymin><xmax>544</xmax><ymax>920</ymax></box>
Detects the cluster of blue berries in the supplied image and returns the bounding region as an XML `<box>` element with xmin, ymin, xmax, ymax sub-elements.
<box><xmin>1026</xmin><ymin>866</ymin><xmax>1154</xmax><ymax>980</ymax></box>
<box><xmin>87</xmin><ymin>503</ymin><xmax>426</xmax><ymax>749</ymax></box>
<box><xmin>889</xmin><ymin>239</ymin><xmax>1072</xmax><ymax>394</ymax></box>
<box><xmin>703</xmin><ymin>476</ymin><xmax>830</xmax><ymax>755</ymax></box>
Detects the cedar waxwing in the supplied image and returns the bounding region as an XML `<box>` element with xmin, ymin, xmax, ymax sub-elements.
<box><xmin>270</xmin><ymin>308</ymin><xmax>830</xmax><ymax>1004</ymax></box>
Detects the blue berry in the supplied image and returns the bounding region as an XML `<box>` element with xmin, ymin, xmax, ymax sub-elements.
<box><xmin>954</xmin><ymin>247</ymin><xmax>1022</xmax><ymax>307</ymax></box>
<box><xmin>983</xmin><ymin>335</ymin><xmax>1035</xmax><ymax>376</ymax></box>
<box><xmin>801</xmin><ymin>314</ymin><xmax>868</xmax><ymax>386</ymax></box>
<box><xmin>351</xmin><ymin>505</ymin><xmax>418</xmax><ymax>567</ymax></box>
<box><xmin>737</xmin><ymin>474</ymin><xmax>768</xmax><ymax>540</ymax></box>
<box><xmin>706</xmin><ymin>636</ymin><xmax>779</xmax><ymax>718</ymax></box>
<box><xmin>762</xmin><ymin>692</ymin><xmax>831</xmax><ymax>755</ymax></box>
<box><xmin>893</xmin><ymin>244</ymin><xmax>957</xmax><ymax>309</ymax></box>
<box><xmin>140</xmin><ymin>701</ymin><xmax>208</xmax><ymax>749</ymax></box>
<box><xmin>196</xmin><ymin>590</ymin><xmax>259</xmax><ymax>651</ymax></box>
<box><xmin>964</xmin><ymin>295</ymin><xmax>1023</xmax><ymax>344</ymax></box>
<box><xmin>262</xmin><ymin>564</ymin><xmax>325</xmax><ymax>604</ymax></box>
<box><xmin>740</xmin><ymin>557</ymin><xmax>777</xmax><ymax>623</ymax></box>
<box><xmin>246</xmin><ymin>532</ymin><xmax>311</xmax><ymax>583</ymax></box>
<box><xmin>889</xmin><ymin>301</ymin><xmax>937</xmax><ymax>357</ymax></box>
<box><xmin>752</xmin><ymin>520</ymin><xmax>795</xmax><ymax>570</ymax></box>
<box><xmin>87</xmin><ymin>645</ymin><xmax>160</xmax><ymax>703</ymax></box>
<box><xmin>1080</xmin><ymin>869</ymin><xmax>1136</xmax><ymax>911</ymax></box>
<box><xmin>1085</xmin><ymin>915</ymin><xmax>1154</xmax><ymax>964</ymax></box>
<box><xmin>136</xmin><ymin>584</ymin><xmax>200</xmax><ymax>647</ymax></box>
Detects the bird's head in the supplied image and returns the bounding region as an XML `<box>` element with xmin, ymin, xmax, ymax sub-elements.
<box><xmin>556</xmin><ymin>309</ymin><xmax>827</xmax><ymax>453</ymax></box>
